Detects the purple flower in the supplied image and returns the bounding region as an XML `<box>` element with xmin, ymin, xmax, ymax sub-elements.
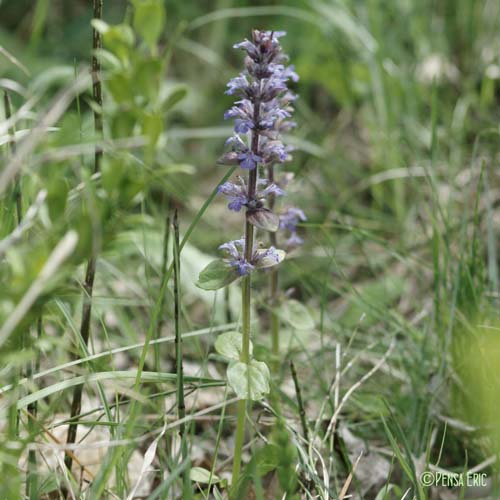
<box><xmin>254</xmin><ymin>246</ymin><xmax>281</xmax><ymax>265</ymax></box>
<box><xmin>237</xmin><ymin>151</ymin><xmax>261</xmax><ymax>170</ymax></box>
<box><xmin>225</xmin><ymin>74</ymin><xmax>249</xmax><ymax>95</ymax></box>
<box><xmin>285</xmin><ymin>232</ymin><xmax>304</xmax><ymax>247</ymax></box>
<box><xmin>219</xmin><ymin>239</ymin><xmax>254</xmax><ymax>276</ymax></box>
<box><xmin>219</xmin><ymin>238</ymin><xmax>284</xmax><ymax>275</ymax></box>
<box><xmin>260</xmin><ymin>182</ymin><xmax>285</xmax><ymax>198</ymax></box>
<box><xmin>274</xmin><ymin>64</ymin><xmax>299</xmax><ymax>83</ymax></box>
<box><xmin>259</xmin><ymin>101</ymin><xmax>291</xmax><ymax>130</ymax></box>
<box><xmin>259</xmin><ymin>139</ymin><xmax>289</xmax><ymax>164</ymax></box>
<box><xmin>234</xmin><ymin>31</ymin><xmax>287</xmax><ymax>65</ymax></box>
<box><xmin>279</xmin><ymin>207</ymin><xmax>306</xmax><ymax>247</ymax></box>
<box><xmin>218</xmin><ymin>181</ymin><xmax>248</xmax><ymax>211</ymax></box>
<box><xmin>225</xmin><ymin>135</ymin><xmax>246</xmax><ymax>150</ymax></box>
<box><xmin>280</xmin><ymin>207</ymin><xmax>306</xmax><ymax>232</ymax></box>
<box><xmin>217</xmin><ymin>31</ymin><xmax>302</xmax><ymax>275</ymax></box>
<box><xmin>218</xmin><ymin>177</ymin><xmax>285</xmax><ymax>212</ymax></box>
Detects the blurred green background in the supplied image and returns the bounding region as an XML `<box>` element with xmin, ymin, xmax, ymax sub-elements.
<box><xmin>2</xmin><ymin>0</ymin><xmax>500</xmax><ymax>497</ymax></box>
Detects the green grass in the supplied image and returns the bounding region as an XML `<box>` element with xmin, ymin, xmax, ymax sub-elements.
<box><xmin>1</xmin><ymin>0</ymin><xmax>500</xmax><ymax>498</ymax></box>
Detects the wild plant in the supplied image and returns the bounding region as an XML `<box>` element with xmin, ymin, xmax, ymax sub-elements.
<box><xmin>197</xmin><ymin>29</ymin><xmax>304</xmax><ymax>487</ymax></box>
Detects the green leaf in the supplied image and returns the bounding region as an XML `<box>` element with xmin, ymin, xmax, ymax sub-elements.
<box><xmin>134</xmin><ymin>59</ymin><xmax>162</xmax><ymax>101</ymax></box>
<box><xmin>189</xmin><ymin>467</ymin><xmax>221</xmax><ymax>484</ymax></box>
<box><xmin>46</xmin><ymin>177</ymin><xmax>68</xmax><ymax>221</ymax></box>
<box><xmin>227</xmin><ymin>360</ymin><xmax>270</xmax><ymax>401</ymax></box>
<box><xmin>107</xmin><ymin>73</ymin><xmax>132</xmax><ymax>103</ymax></box>
<box><xmin>142</xmin><ymin>111</ymin><xmax>163</xmax><ymax>147</ymax></box>
<box><xmin>253</xmin><ymin>248</ymin><xmax>286</xmax><ymax>269</ymax></box>
<box><xmin>100</xmin><ymin>23</ymin><xmax>135</xmax><ymax>63</ymax></box>
<box><xmin>214</xmin><ymin>331</ymin><xmax>253</xmax><ymax>361</ymax></box>
<box><xmin>91</xmin><ymin>19</ymin><xmax>110</xmax><ymax>35</ymax></box>
<box><xmin>133</xmin><ymin>0</ymin><xmax>166</xmax><ymax>50</ymax></box>
<box><xmin>196</xmin><ymin>259</ymin><xmax>239</xmax><ymax>291</ymax></box>
<box><xmin>247</xmin><ymin>208</ymin><xmax>280</xmax><ymax>232</ymax></box>
<box><xmin>254</xmin><ymin>444</ymin><xmax>280</xmax><ymax>476</ymax></box>
<box><xmin>92</xmin><ymin>48</ymin><xmax>122</xmax><ymax>70</ymax></box>
<box><xmin>161</xmin><ymin>85</ymin><xmax>188</xmax><ymax>112</ymax></box>
<box><xmin>279</xmin><ymin>299</ymin><xmax>315</xmax><ymax>330</ymax></box>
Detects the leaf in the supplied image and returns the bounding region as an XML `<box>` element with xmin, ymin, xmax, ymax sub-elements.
<box><xmin>99</xmin><ymin>23</ymin><xmax>135</xmax><ymax>63</ymax></box>
<box><xmin>227</xmin><ymin>360</ymin><xmax>270</xmax><ymax>401</ymax></box>
<box><xmin>91</xmin><ymin>19</ymin><xmax>110</xmax><ymax>34</ymax></box>
<box><xmin>92</xmin><ymin>48</ymin><xmax>122</xmax><ymax>70</ymax></box>
<box><xmin>279</xmin><ymin>299</ymin><xmax>315</xmax><ymax>330</ymax></box>
<box><xmin>254</xmin><ymin>444</ymin><xmax>280</xmax><ymax>476</ymax></box>
<box><xmin>127</xmin><ymin>423</ymin><xmax>166</xmax><ymax>500</ymax></box>
<box><xmin>133</xmin><ymin>0</ymin><xmax>166</xmax><ymax>50</ymax></box>
<box><xmin>134</xmin><ymin>59</ymin><xmax>162</xmax><ymax>100</ymax></box>
<box><xmin>214</xmin><ymin>331</ymin><xmax>253</xmax><ymax>361</ymax></box>
<box><xmin>253</xmin><ymin>249</ymin><xmax>286</xmax><ymax>269</ymax></box>
<box><xmin>247</xmin><ymin>208</ymin><xmax>280</xmax><ymax>232</ymax></box>
<box><xmin>374</xmin><ymin>484</ymin><xmax>402</xmax><ymax>500</ymax></box>
<box><xmin>161</xmin><ymin>85</ymin><xmax>188</xmax><ymax>112</ymax></box>
<box><xmin>142</xmin><ymin>112</ymin><xmax>163</xmax><ymax>147</ymax></box>
<box><xmin>196</xmin><ymin>259</ymin><xmax>240</xmax><ymax>291</ymax></box>
<box><xmin>189</xmin><ymin>467</ymin><xmax>221</xmax><ymax>484</ymax></box>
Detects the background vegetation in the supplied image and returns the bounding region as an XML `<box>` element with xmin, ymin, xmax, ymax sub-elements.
<box><xmin>1</xmin><ymin>0</ymin><xmax>500</xmax><ymax>498</ymax></box>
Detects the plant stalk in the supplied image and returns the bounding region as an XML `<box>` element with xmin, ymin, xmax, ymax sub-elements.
<box><xmin>156</xmin><ymin>207</ymin><xmax>171</xmax><ymax>372</ymax></box>
<box><xmin>26</xmin><ymin>314</ymin><xmax>42</xmax><ymax>500</ymax></box>
<box><xmin>173</xmin><ymin>210</ymin><xmax>191</xmax><ymax>497</ymax></box>
<box><xmin>290</xmin><ymin>360</ymin><xmax>308</xmax><ymax>441</ymax></box>
<box><xmin>65</xmin><ymin>0</ymin><xmax>103</xmax><ymax>471</ymax></box>
<box><xmin>3</xmin><ymin>92</ymin><xmax>22</xmax><ymax>224</ymax></box>
<box><xmin>232</xmin><ymin>98</ymin><xmax>260</xmax><ymax>488</ymax></box>
<box><xmin>267</xmin><ymin>164</ymin><xmax>280</xmax><ymax>373</ymax></box>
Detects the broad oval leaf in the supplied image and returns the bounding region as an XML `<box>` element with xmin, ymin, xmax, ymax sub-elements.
<box><xmin>247</xmin><ymin>208</ymin><xmax>280</xmax><ymax>232</ymax></box>
<box><xmin>280</xmin><ymin>299</ymin><xmax>315</xmax><ymax>330</ymax></box>
<box><xmin>214</xmin><ymin>331</ymin><xmax>253</xmax><ymax>361</ymax></box>
<box><xmin>190</xmin><ymin>467</ymin><xmax>221</xmax><ymax>484</ymax></box>
<box><xmin>227</xmin><ymin>359</ymin><xmax>270</xmax><ymax>401</ymax></box>
<box><xmin>196</xmin><ymin>259</ymin><xmax>239</xmax><ymax>291</ymax></box>
<box><xmin>133</xmin><ymin>0</ymin><xmax>166</xmax><ymax>49</ymax></box>
<box><xmin>254</xmin><ymin>249</ymin><xmax>286</xmax><ymax>269</ymax></box>
<box><xmin>91</xmin><ymin>19</ymin><xmax>110</xmax><ymax>34</ymax></box>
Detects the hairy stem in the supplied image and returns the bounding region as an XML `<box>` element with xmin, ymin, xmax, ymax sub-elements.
<box><xmin>232</xmin><ymin>98</ymin><xmax>260</xmax><ymax>488</ymax></box>
<box><xmin>65</xmin><ymin>0</ymin><xmax>103</xmax><ymax>471</ymax></box>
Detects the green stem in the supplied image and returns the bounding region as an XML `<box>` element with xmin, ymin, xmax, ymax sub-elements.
<box><xmin>290</xmin><ymin>360</ymin><xmax>308</xmax><ymax>441</ymax></box>
<box><xmin>231</xmin><ymin>222</ymin><xmax>254</xmax><ymax>490</ymax></box>
<box><xmin>173</xmin><ymin>210</ymin><xmax>191</xmax><ymax>498</ymax></box>
<box><xmin>26</xmin><ymin>314</ymin><xmax>42</xmax><ymax>500</ymax></box>
<box><xmin>3</xmin><ymin>91</ymin><xmax>22</xmax><ymax>224</ymax></box>
<box><xmin>231</xmin><ymin>398</ymin><xmax>247</xmax><ymax>486</ymax></box>
<box><xmin>156</xmin><ymin>206</ymin><xmax>171</xmax><ymax>372</ymax></box>
<box><xmin>232</xmin><ymin>96</ymin><xmax>260</xmax><ymax>488</ymax></box>
<box><xmin>270</xmin><ymin>270</ymin><xmax>279</xmax><ymax>372</ymax></box>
